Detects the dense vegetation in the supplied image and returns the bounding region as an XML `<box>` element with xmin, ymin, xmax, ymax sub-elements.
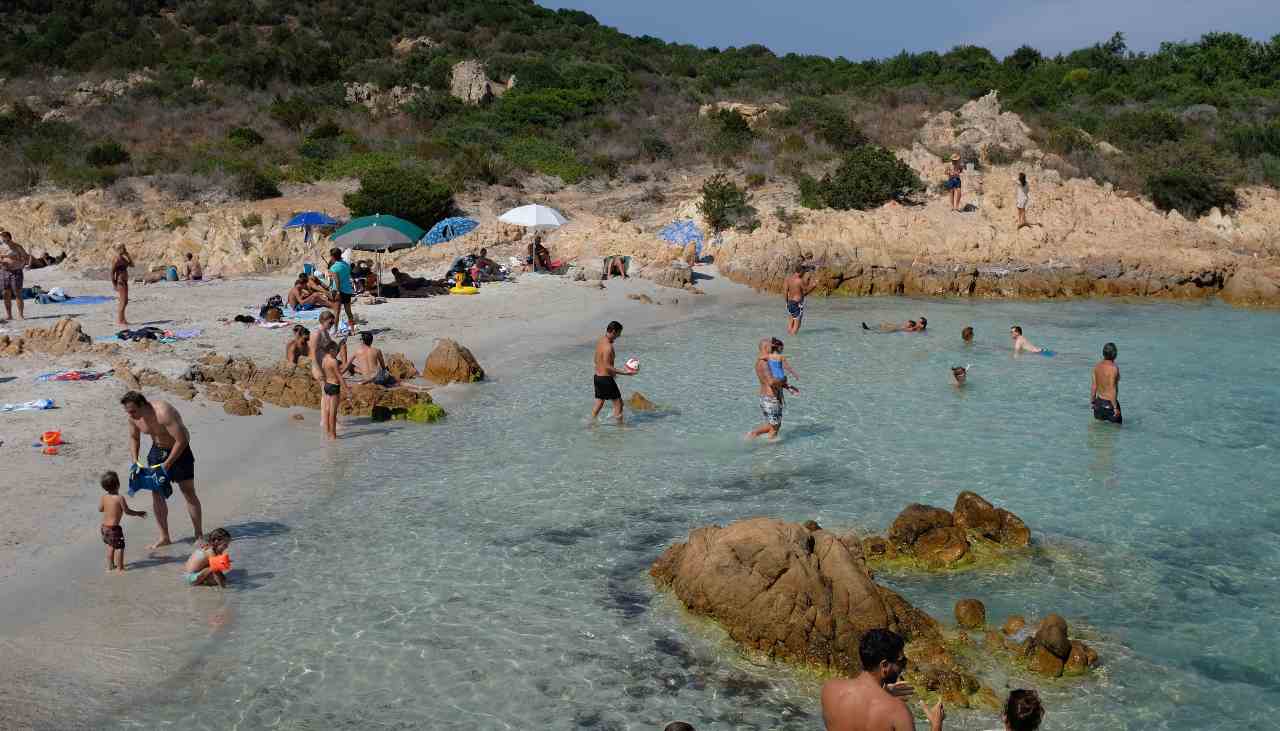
<box><xmin>1</xmin><ymin>0</ymin><xmax>1278</xmax><ymax>222</ymax></box>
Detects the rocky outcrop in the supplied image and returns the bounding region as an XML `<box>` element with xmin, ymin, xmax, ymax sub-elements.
<box><xmin>991</xmin><ymin>613</ymin><xmax>1099</xmax><ymax>678</ymax></box>
<box><xmin>954</xmin><ymin>599</ymin><xmax>986</xmax><ymax>629</ymax></box>
<box><xmin>918</xmin><ymin>90</ymin><xmax>1035</xmax><ymax>162</ymax></box>
<box><xmin>627</xmin><ymin>391</ymin><xmax>657</xmax><ymax>411</ymax></box>
<box><xmin>450</xmin><ymin>60</ymin><xmax>513</xmax><ymax>105</ymax></box>
<box><xmin>0</xmin><ymin>317</ymin><xmax>95</xmax><ymax>357</ymax></box>
<box><xmin>391</xmin><ymin>36</ymin><xmax>438</xmax><ymax>55</ymax></box>
<box><xmin>385</xmin><ymin>353</ymin><xmax>420</xmax><ymax>381</ymax></box>
<box><xmin>698</xmin><ymin>101</ymin><xmax>788</xmax><ymax>127</ymax></box>
<box><xmin>639</xmin><ymin>262</ymin><xmax>694</xmax><ymax>289</ymax></box>
<box><xmin>1220</xmin><ymin>263</ymin><xmax>1280</xmax><ymax>307</ymax></box>
<box><xmin>423</xmin><ymin>339</ymin><xmax>485</xmax><ymax>384</ymax></box>
<box><xmin>344</xmin><ymin>82</ymin><xmax>423</xmax><ymax>116</ymax></box>
<box><xmin>864</xmin><ymin>492</ymin><xmax>1030</xmax><ymax>570</ymax></box>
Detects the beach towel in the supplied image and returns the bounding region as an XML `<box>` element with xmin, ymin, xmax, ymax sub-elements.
<box><xmin>1</xmin><ymin>399</ymin><xmax>54</xmax><ymax>412</ymax></box>
<box><xmin>128</xmin><ymin>462</ymin><xmax>173</xmax><ymax>499</ymax></box>
<box><xmin>36</xmin><ymin>370</ymin><xmax>108</xmax><ymax>382</ymax></box>
<box><xmin>51</xmin><ymin>295</ymin><xmax>114</xmax><ymax>305</ymax></box>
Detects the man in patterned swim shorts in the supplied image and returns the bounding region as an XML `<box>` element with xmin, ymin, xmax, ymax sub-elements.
<box><xmin>748</xmin><ymin>339</ymin><xmax>788</xmax><ymax>440</ymax></box>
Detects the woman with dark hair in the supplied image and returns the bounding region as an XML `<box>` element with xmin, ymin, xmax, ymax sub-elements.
<box><xmin>1015</xmin><ymin>172</ymin><xmax>1030</xmax><ymax>229</ymax></box>
<box><xmin>112</xmin><ymin>243</ymin><xmax>133</xmax><ymax>326</ymax></box>
<box><xmin>1003</xmin><ymin>689</ymin><xmax>1045</xmax><ymax>731</ymax></box>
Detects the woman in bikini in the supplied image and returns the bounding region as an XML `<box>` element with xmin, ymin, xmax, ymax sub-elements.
<box><xmin>320</xmin><ymin>340</ymin><xmax>343</xmax><ymax>440</ymax></box>
<box><xmin>112</xmin><ymin>244</ymin><xmax>133</xmax><ymax>326</ymax></box>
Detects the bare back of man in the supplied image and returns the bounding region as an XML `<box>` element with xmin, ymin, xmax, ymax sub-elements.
<box><xmin>352</xmin><ymin>344</ymin><xmax>385</xmax><ymax>381</ymax></box>
<box><xmin>1091</xmin><ymin>343</ymin><xmax>1122</xmax><ymax>424</ymax></box>
<box><xmin>124</xmin><ymin>396</ymin><xmax>202</xmax><ymax>548</ymax></box>
<box><xmin>821</xmin><ymin>675</ymin><xmax>916</xmax><ymax>731</ymax></box>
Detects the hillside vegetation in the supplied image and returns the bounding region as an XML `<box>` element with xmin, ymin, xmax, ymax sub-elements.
<box><xmin>1</xmin><ymin>0</ymin><xmax>1278</xmax><ymax>223</ymax></box>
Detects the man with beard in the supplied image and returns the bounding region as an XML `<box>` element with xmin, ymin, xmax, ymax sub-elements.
<box><xmin>821</xmin><ymin>629</ymin><xmax>944</xmax><ymax>731</ymax></box>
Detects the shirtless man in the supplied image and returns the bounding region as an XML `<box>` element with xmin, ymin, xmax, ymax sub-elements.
<box><xmin>821</xmin><ymin>628</ymin><xmax>944</xmax><ymax>731</ymax></box>
<box><xmin>1091</xmin><ymin>342</ymin><xmax>1122</xmax><ymax>424</ymax></box>
<box><xmin>288</xmin><ymin>273</ymin><xmax>330</xmax><ymax>309</ymax></box>
<box><xmin>308</xmin><ymin>311</ymin><xmax>348</xmax><ymax>378</ymax></box>
<box><xmin>1010</xmin><ymin>326</ymin><xmax>1043</xmax><ymax>354</ymax></box>
<box><xmin>591</xmin><ymin>320</ymin><xmax>637</xmax><ymax>422</ymax></box>
<box><xmin>784</xmin><ymin>263</ymin><xmax>817</xmax><ymax>335</ymax></box>
<box><xmin>183</xmin><ymin>252</ymin><xmax>203</xmax><ymax>281</ymax></box>
<box><xmin>748</xmin><ymin>338</ymin><xmax>788</xmax><ymax>440</ymax></box>
<box><xmin>349</xmin><ymin>331</ymin><xmax>394</xmax><ymax>386</ymax></box>
<box><xmin>863</xmin><ymin>317</ymin><xmax>927</xmax><ymax>333</ymax></box>
<box><xmin>285</xmin><ymin>325</ymin><xmax>310</xmax><ymax>365</ymax></box>
<box><xmin>0</xmin><ymin>230</ymin><xmax>31</xmax><ymax>322</ymax></box>
<box><xmin>121</xmin><ymin>391</ymin><xmax>203</xmax><ymax>548</ymax></box>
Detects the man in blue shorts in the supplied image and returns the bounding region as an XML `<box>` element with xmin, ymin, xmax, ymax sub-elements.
<box><xmin>121</xmin><ymin>391</ymin><xmax>202</xmax><ymax>548</ymax></box>
<box><xmin>784</xmin><ymin>263</ymin><xmax>816</xmax><ymax>335</ymax></box>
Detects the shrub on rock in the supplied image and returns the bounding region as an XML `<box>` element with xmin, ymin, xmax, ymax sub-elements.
<box><xmin>799</xmin><ymin>145</ymin><xmax>922</xmax><ymax>210</ymax></box>
<box><xmin>343</xmin><ymin>164</ymin><xmax>454</xmax><ymax>228</ymax></box>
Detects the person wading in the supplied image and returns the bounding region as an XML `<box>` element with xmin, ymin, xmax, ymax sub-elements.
<box><xmin>591</xmin><ymin>321</ymin><xmax>636</xmax><ymax>422</ymax></box>
<box><xmin>121</xmin><ymin>391</ymin><xmax>203</xmax><ymax>548</ymax></box>
<box><xmin>821</xmin><ymin>628</ymin><xmax>944</xmax><ymax>731</ymax></box>
<box><xmin>1091</xmin><ymin>342</ymin><xmax>1122</xmax><ymax>424</ymax></box>
<box><xmin>783</xmin><ymin>263</ymin><xmax>817</xmax><ymax>335</ymax></box>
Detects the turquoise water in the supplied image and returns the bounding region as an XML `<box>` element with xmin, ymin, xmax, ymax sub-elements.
<box><xmin>106</xmin><ymin>298</ymin><xmax>1280</xmax><ymax>730</ymax></box>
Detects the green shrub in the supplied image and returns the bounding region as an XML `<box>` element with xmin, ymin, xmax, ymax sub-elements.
<box><xmin>165</xmin><ymin>215</ymin><xmax>192</xmax><ymax>231</ymax></box>
<box><xmin>1260</xmin><ymin>154</ymin><xmax>1280</xmax><ymax>187</ymax></box>
<box><xmin>493</xmin><ymin>88</ymin><xmax>603</xmax><ymax>132</ymax></box>
<box><xmin>640</xmin><ymin>135</ymin><xmax>673</xmax><ymax>161</ymax></box>
<box><xmin>298</xmin><ymin>137</ymin><xmax>340</xmax><ymax>161</ymax></box>
<box><xmin>985</xmin><ymin>146</ymin><xmax>1023</xmax><ymax>166</ymax></box>
<box><xmin>269</xmin><ymin>95</ymin><xmax>317</xmax><ymax>132</ymax></box>
<box><xmin>745</xmin><ymin>172</ymin><xmax>766</xmax><ymax>188</ymax></box>
<box><xmin>343</xmin><ymin>164</ymin><xmax>454</xmax><ymax>228</ymax></box>
<box><xmin>502</xmin><ymin>136</ymin><xmax>590</xmax><ymax>183</ymax></box>
<box><xmin>781</xmin><ymin>134</ymin><xmax>807</xmax><ymax>154</ymax></box>
<box><xmin>227</xmin><ymin>126</ymin><xmax>264</xmax><ymax>147</ymax></box>
<box><xmin>309</xmin><ymin>121</ymin><xmax>342</xmax><ymax>140</ymax></box>
<box><xmin>1044</xmin><ymin>127</ymin><xmax>1094</xmax><ymax>154</ymax></box>
<box><xmin>1064</xmin><ymin>68</ymin><xmax>1091</xmax><ymax>85</ymax></box>
<box><xmin>1103</xmin><ymin>110</ymin><xmax>1184</xmax><ymax>146</ymax></box>
<box><xmin>233</xmin><ymin>167</ymin><xmax>282</xmax><ymax>200</ymax></box>
<box><xmin>240</xmin><ymin>212</ymin><xmax>263</xmax><ymax>228</ymax></box>
<box><xmin>709</xmin><ymin>108</ymin><xmax>753</xmax><ymax>154</ymax></box>
<box><xmin>86</xmin><ymin>141</ymin><xmax>130</xmax><ymax>167</ymax></box>
<box><xmin>405</xmin><ymin>91</ymin><xmax>463</xmax><ymax>123</ymax></box>
<box><xmin>1144</xmin><ymin>166</ymin><xmax>1237</xmax><ymax>218</ymax></box>
<box><xmin>698</xmin><ymin>173</ymin><xmax>758</xmax><ymax>233</ymax></box>
<box><xmin>1227</xmin><ymin>123</ymin><xmax>1280</xmax><ymax>158</ymax></box>
<box><xmin>799</xmin><ymin>145</ymin><xmax>923</xmax><ymax>210</ymax></box>
<box><xmin>446</xmin><ymin>145</ymin><xmax>512</xmax><ymax>186</ymax></box>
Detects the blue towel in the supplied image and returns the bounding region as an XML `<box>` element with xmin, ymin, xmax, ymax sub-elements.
<box><xmin>128</xmin><ymin>463</ymin><xmax>173</xmax><ymax>499</ymax></box>
<box><xmin>1041</xmin><ymin>350</ymin><xmax>1055</xmax><ymax>357</ymax></box>
<box><xmin>56</xmin><ymin>295</ymin><xmax>115</xmax><ymax>305</ymax></box>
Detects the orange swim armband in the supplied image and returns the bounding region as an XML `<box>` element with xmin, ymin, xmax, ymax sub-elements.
<box><xmin>208</xmin><ymin>553</ymin><xmax>231</xmax><ymax>573</ymax></box>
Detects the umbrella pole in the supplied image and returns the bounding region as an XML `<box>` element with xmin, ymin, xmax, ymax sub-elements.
<box><xmin>377</xmin><ymin>251</ymin><xmax>383</xmax><ymax>298</ymax></box>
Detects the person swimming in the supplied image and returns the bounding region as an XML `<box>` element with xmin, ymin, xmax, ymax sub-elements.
<box><xmin>951</xmin><ymin>365</ymin><xmax>969</xmax><ymax>386</ymax></box>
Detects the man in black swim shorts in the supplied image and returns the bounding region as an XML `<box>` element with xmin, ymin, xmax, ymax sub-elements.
<box><xmin>1090</xmin><ymin>342</ymin><xmax>1122</xmax><ymax>424</ymax></box>
<box><xmin>121</xmin><ymin>391</ymin><xmax>203</xmax><ymax>548</ymax></box>
<box><xmin>591</xmin><ymin>321</ymin><xmax>637</xmax><ymax>422</ymax></box>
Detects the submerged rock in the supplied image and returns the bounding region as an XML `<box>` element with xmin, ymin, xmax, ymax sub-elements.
<box><xmin>955</xmin><ymin>599</ymin><xmax>986</xmax><ymax>629</ymax></box>
<box><xmin>866</xmin><ymin>492</ymin><xmax>1032</xmax><ymax>571</ymax></box>
<box><xmin>627</xmin><ymin>391</ymin><xmax>657</xmax><ymax>411</ymax></box>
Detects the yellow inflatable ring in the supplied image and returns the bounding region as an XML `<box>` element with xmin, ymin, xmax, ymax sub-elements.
<box><xmin>449</xmin><ymin>286</ymin><xmax>479</xmax><ymax>295</ymax></box>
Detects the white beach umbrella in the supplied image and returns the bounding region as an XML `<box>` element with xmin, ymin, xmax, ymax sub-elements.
<box><xmin>498</xmin><ymin>204</ymin><xmax>568</xmax><ymax>229</ymax></box>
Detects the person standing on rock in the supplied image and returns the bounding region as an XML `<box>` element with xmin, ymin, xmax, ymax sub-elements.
<box><xmin>784</xmin><ymin>263</ymin><xmax>816</xmax><ymax>335</ymax></box>
<box><xmin>591</xmin><ymin>320</ymin><xmax>637</xmax><ymax>422</ymax></box>
<box><xmin>947</xmin><ymin>154</ymin><xmax>963</xmax><ymax>212</ymax></box>
<box><xmin>0</xmin><ymin>231</ymin><xmax>32</xmax><ymax>323</ymax></box>
<box><xmin>821</xmin><ymin>628</ymin><xmax>944</xmax><ymax>731</ymax></box>
<box><xmin>1015</xmin><ymin>173</ymin><xmax>1030</xmax><ymax>229</ymax></box>
<box><xmin>112</xmin><ymin>243</ymin><xmax>133</xmax><ymax>326</ymax></box>
<box><xmin>121</xmin><ymin>391</ymin><xmax>202</xmax><ymax>549</ymax></box>
<box><xmin>1091</xmin><ymin>342</ymin><xmax>1122</xmax><ymax>424</ymax></box>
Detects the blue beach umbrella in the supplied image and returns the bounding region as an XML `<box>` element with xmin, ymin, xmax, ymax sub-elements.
<box><xmin>658</xmin><ymin>219</ymin><xmax>705</xmax><ymax>258</ymax></box>
<box><xmin>422</xmin><ymin>217</ymin><xmax>479</xmax><ymax>245</ymax></box>
<box><xmin>284</xmin><ymin>211</ymin><xmax>339</xmax><ymax>228</ymax></box>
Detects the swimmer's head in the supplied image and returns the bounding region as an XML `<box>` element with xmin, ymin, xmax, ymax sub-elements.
<box><xmin>606</xmin><ymin>320</ymin><xmax>623</xmax><ymax>340</ymax></box>
<box><xmin>1011</xmin><ymin>325</ymin><xmax>1023</xmax><ymax>337</ymax></box>
<box><xmin>206</xmin><ymin>527</ymin><xmax>232</xmax><ymax>554</ymax></box>
<box><xmin>100</xmin><ymin>471</ymin><xmax>121</xmax><ymax>494</ymax></box>
<box><xmin>1103</xmin><ymin>342</ymin><xmax>1117</xmax><ymax>361</ymax></box>
<box><xmin>951</xmin><ymin>366</ymin><xmax>967</xmax><ymax>384</ymax></box>
<box><xmin>962</xmin><ymin>326</ymin><xmax>974</xmax><ymax>341</ymax></box>
<box><xmin>918</xmin><ymin>317</ymin><xmax>927</xmax><ymax>330</ymax></box>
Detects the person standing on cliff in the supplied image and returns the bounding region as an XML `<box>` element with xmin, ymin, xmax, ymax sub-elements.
<box><xmin>784</xmin><ymin>263</ymin><xmax>816</xmax><ymax>335</ymax></box>
<box><xmin>821</xmin><ymin>628</ymin><xmax>944</xmax><ymax>731</ymax></box>
<box><xmin>121</xmin><ymin>391</ymin><xmax>203</xmax><ymax>549</ymax></box>
<box><xmin>1091</xmin><ymin>342</ymin><xmax>1122</xmax><ymax>424</ymax></box>
<box><xmin>1015</xmin><ymin>172</ymin><xmax>1030</xmax><ymax>229</ymax></box>
<box><xmin>0</xmin><ymin>231</ymin><xmax>31</xmax><ymax>323</ymax></box>
<box><xmin>947</xmin><ymin>154</ymin><xmax>964</xmax><ymax>212</ymax></box>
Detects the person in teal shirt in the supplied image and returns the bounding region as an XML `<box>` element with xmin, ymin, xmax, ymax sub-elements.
<box><xmin>326</xmin><ymin>247</ymin><xmax>356</xmax><ymax>327</ymax></box>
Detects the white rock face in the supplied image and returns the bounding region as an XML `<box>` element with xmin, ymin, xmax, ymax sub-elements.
<box><xmin>449</xmin><ymin>60</ymin><xmax>513</xmax><ymax>105</ymax></box>
<box><xmin>918</xmin><ymin>91</ymin><xmax>1035</xmax><ymax>162</ymax></box>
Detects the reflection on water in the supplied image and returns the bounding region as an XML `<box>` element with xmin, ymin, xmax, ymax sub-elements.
<box><xmin>51</xmin><ymin>299</ymin><xmax>1280</xmax><ymax>728</ymax></box>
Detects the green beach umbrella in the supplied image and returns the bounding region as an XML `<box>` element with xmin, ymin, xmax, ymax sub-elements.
<box><xmin>330</xmin><ymin>214</ymin><xmax>428</xmax><ymax>296</ymax></box>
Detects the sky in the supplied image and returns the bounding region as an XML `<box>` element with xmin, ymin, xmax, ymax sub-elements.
<box><xmin>538</xmin><ymin>0</ymin><xmax>1278</xmax><ymax>60</ymax></box>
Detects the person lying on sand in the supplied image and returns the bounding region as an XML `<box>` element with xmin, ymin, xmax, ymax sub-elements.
<box><xmin>862</xmin><ymin>317</ymin><xmax>927</xmax><ymax>333</ymax></box>
<box><xmin>391</xmin><ymin>267</ymin><xmax>431</xmax><ymax>290</ymax></box>
<box><xmin>288</xmin><ymin>273</ymin><xmax>331</xmax><ymax>309</ymax></box>
<box><xmin>286</xmin><ymin>325</ymin><xmax>310</xmax><ymax>365</ymax></box>
<box><xmin>347</xmin><ymin>331</ymin><xmax>395</xmax><ymax>387</ymax></box>
<box><xmin>183</xmin><ymin>527</ymin><xmax>231</xmax><ymax>588</ymax></box>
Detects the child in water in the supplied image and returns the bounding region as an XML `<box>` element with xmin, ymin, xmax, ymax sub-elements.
<box><xmin>99</xmin><ymin>471</ymin><xmax>146</xmax><ymax>573</ymax></box>
<box><xmin>184</xmin><ymin>527</ymin><xmax>232</xmax><ymax>588</ymax></box>
<box><xmin>768</xmin><ymin>338</ymin><xmax>801</xmax><ymax>396</ymax></box>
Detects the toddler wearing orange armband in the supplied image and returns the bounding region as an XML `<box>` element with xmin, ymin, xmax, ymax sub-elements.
<box><xmin>183</xmin><ymin>527</ymin><xmax>232</xmax><ymax>588</ymax></box>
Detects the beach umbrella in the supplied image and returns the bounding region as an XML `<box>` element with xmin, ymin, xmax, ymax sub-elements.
<box><xmin>284</xmin><ymin>211</ymin><xmax>339</xmax><ymax>244</ymax></box>
<box><xmin>422</xmin><ymin>217</ymin><xmax>479</xmax><ymax>245</ymax></box>
<box><xmin>498</xmin><ymin>204</ymin><xmax>567</xmax><ymax>229</ymax></box>
<box><xmin>330</xmin><ymin>214</ymin><xmax>427</xmax><ymax>296</ymax></box>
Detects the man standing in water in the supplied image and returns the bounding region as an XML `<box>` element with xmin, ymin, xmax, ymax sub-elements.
<box><xmin>591</xmin><ymin>321</ymin><xmax>637</xmax><ymax>422</ymax></box>
<box><xmin>784</xmin><ymin>263</ymin><xmax>817</xmax><ymax>335</ymax></box>
<box><xmin>121</xmin><ymin>391</ymin><xmax>203</xmax><ymax>548</ymax></box>
<box><xmin>748</xmin><ymin>338</ymin><xmax>788</xmax><ymax>440</ymax></box>
<box><xmin>1091</xmin><ymin>342</ymin><xmax>1122</xmax><ymax>424</ymax></box>
<box><xmin>821</xmin><ymin>629</ymin><xmax>944</xmax><ymax>731</ymax></box>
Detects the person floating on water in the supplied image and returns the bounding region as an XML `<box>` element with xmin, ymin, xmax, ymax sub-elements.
<box><xmin>591</xmin><ymin>320</ymin><xmax>637</xmax><ymax>422</ymax></box>
<box><xmin>1091</xmin><ymin>342</ymin><xmax>1122</xmax><ymax>424</ymax></box>
<box><xmin>748</xmin><ymin>338</ymin><xmax>794</xmax><ymax>440</ymax></box>
<box><xmin>784</xmin><ymin>263</ymin><xmax>817</xmax><ymax>335</ymax></box>
<box><xmin>183</xmin><ymin>527</ymin><xmax>232</xmax><ymax>588</ymax></box>
<box><xmin>863</xmin><ymin>317</ymin><xmax>927</xmax><ymax>333</ymax></box>
<box><xmin>821</xmin><ymin>628</ymin><xmax>944</xmax><ymax>731</ymax></box>
<box><xmin>98</xmin><ymin>470</ymin><xmax>146</xmax><ymax>574</ymax></box>
<box><xmin>1010</xmin><ymin>325</ymin><xmax>1043</xmax><ymax>353</ymax></box>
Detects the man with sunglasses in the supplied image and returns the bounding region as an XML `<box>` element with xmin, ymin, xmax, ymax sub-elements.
<box><xmin>822</xmin><ymin>628</ymin><xmax>944</xmax><ymax>731</ymax></box>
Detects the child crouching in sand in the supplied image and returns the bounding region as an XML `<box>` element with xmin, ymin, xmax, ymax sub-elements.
<box><xmin>184</xmin><ymin>527</ymin><xmax>232</xmax><ymax>588</ymax></box>
<box><xmin>99</xmin><ymin>471</ymin><xmax>146</xmax><ymax>573</ymax></box>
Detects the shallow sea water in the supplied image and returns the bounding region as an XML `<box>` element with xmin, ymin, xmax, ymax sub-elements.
<box><xmin>106</xmin><ymin>298</ymin><xmax>1280</xmax><ymax>730</ymax></box>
